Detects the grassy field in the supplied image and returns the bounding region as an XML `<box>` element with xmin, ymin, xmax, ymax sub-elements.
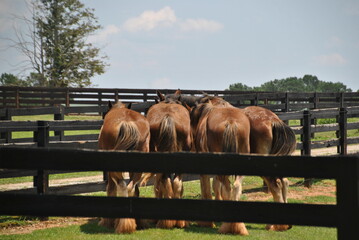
<box><xmin>0</xmin><ymin>177</ymin><xmax>337</xmax><ymax>239</ymax></box>
<box><xmin>1</xmin><ymin>114</ymin><xmax>354</xmax><ymax>239</ymax></box>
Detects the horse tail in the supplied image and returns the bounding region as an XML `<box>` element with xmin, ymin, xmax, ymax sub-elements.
<box><xmin>157</xmin><ymin>115</ymin><xmax>179</xmax><ymax>152</ymax></box>
<box><xmin>114</xmin><ymin>121</ymin><xmax>140</xmax><ymax>151</ymax></box>
<box><xmin>222</xmin><ymin>122</ymin><xmax>239</xmax><ymax>153</ymax></box>
<box><xmin>270</xmin><ymin>120</ymin><xmax>297</xmax><ymax>155</ymax></box>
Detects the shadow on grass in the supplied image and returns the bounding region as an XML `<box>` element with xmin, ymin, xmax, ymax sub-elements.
<box><xmin>79</xmin><ymin>218</ymin><xmax>113</xmax><ymax>234</ymax></box>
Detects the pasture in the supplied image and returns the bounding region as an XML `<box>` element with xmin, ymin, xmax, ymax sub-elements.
<box><xmin>1</xmin><ymin>177</ymin><xmax>337</xmax><ymax>239</ymax></box>
<box><xmin>1</xmin><ymin>88</ymin><xmax>359</xmax><ymax>240</ymax></box>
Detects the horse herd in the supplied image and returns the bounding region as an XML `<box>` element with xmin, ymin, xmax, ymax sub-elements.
<box><xmin>97</xmin><ymin>90</ymin><xmax>297</xmax><ymax>235</ymax></box>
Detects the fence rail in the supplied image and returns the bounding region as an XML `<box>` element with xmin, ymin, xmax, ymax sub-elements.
<box><xmin>0</xmin><ymin>147</ymin><xmax>358</xmax><ymax>239</ymax></box>
<box><xmin>2</xmin><ymin>86</ymin><xmax>359</xmax><ymax>112</ymax></box>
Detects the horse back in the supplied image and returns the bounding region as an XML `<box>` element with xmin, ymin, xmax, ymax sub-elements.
<box><xmin>99</xmin><ymin>107</ymin><xmax>150</xmax><ymax>151</ymax></box>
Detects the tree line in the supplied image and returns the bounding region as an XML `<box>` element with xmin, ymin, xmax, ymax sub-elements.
<box><xmin>228</xmin><ymin>75</ymin><xmax>354</xmax><ymax>92</ymax></box>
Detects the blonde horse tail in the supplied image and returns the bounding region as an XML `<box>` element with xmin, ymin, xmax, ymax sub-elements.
<box><xmin>270</xmin><ymin>120</ymin><xmax>297</xmax><ymax>156</ymax></box>
<box><xmin>114</xmin><ymin>121</ymin><xmax>140</xmax><ymax>151</ymax></box>
<box><xmin>222</xmin><ymin>122</ymin><xmax>239</xmax><ymax>153</ymax></box>
<box><xmin>157</xmin><ymin>115</ymin><xmax>179</xmax><ymax>152</ymax></box>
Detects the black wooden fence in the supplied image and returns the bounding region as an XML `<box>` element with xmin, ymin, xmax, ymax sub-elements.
<box><xmin>0</xmin><ymin>147</ymin><xmax>358</xmax><ymax>240</ymax></box>
<box><xmin>2</xmin><ymin>86</ymin><xmax>359</xmax><ymax>112</ymax></box>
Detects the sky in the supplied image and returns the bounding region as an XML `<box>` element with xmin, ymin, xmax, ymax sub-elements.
<box><xmin>1</xmin><ymin>0</ymin><xmax>359</xmax><ymax>91</ymax></box>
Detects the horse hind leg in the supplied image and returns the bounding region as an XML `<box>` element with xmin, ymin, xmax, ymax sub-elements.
<box><xmin>197</xmin><ymin>175</ymin><xmax>215</xmax><ymax>228</ymax></box>
<box><xmin>98</xmin><ymin>173</ymin><xmax>117</xmax><ymax>229</ymax></box>
<box><xmin>218</xmin><ymin>176</ymin><xmax>249</xmax><ymax>236</ymax></box>
<box><xmin>156</xmin><ymin>174</ymin><xmax>177</xmax><ymax>229</ymax></box>
<box><xmin>263</xmin><ymin>177</ymin><xmax>292</xmax><ymax>231</ymax></box>
<box><xmin>172</xmin><ymin>174</ymin><xmax>188</xmax><ymax>228</ymax></box>
<box><xmin>113</xmin><ymin>177</ymin><xmax>137</xmax><ymax>234</ymax></box>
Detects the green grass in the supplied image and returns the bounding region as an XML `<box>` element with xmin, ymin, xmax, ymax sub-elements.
<box><xmin>1</xmin><ymin>177</ymin><xmax>338</xmax><ymax>239</ymax></box>
<box><xmin>11</xmin><ymin>114</ymin><xmax>101</xmax><ymax>139</ymax></box>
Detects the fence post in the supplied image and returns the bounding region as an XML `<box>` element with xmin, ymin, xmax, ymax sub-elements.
<box><xmin>336</xmin><ymin>157</ymin><xmax>359</xmax><ymax>239</ymax></box>
<box><xmin>0</xmin><ymin>108</ymin><xmax>12</xmax><ymax>143</ymax></box>
<box><xmin>313</xmin><ymin>92</ymin><xmax>319</xmax><ymax>109</ymax></box>
<box><xmin>54</xmin><ymin>105</ymin><xmax>65</xmax><ymax>141</ymax></box>
<box><xmin>284</xmin><ymin>92</ymin><xmax>289</xmax><ymax>112</ymax></box>
<box><xmin>33</xmin><ymin>120</ymin><xmax>50</xmax><ymax>219</ymax></box>
<box><xmin>15</xmin><ymin>88</ymin><xmax>20</xmax><ymax>108</ymax></box>
<box><xmin>338</xmin><ymin>107</ymin><xmax>347</xmax><ymax>155</ymax></box>
<box><xmin>65</xmin><ymin>88</ymin><xmax>70</xmax><ymax>107</ymax></box>
<box><xmin>302</xmin><ymin>110</ymin><xmax>313</xmax><ymax>187</ymax></box>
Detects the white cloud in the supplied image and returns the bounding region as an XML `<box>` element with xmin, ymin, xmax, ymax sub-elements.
<box><xmin>179</xmin><ymin>19</ymin><xmax>223</xmax><ymax>32</ymax></box>
<box><xmin>123</xmin><ymin>6</ymin><xmax>176</xmax><ymax>32</ymax></box>
<box><xmin>313</xmin><ymin>53</ymin><xmax>347</xmax><ymax>66</ymax></box>
<box><xmin>122</xmin><ymin>6</ymin><xmax>222</xmax><ymax>33</ymax></box>
<box><xmin>88</xmin><ymin>24</ymin><xmax>120</xmax><ymax>43</ymax></box>
<box><xmin>150</xmin><ymin>77</ymin><xmax>175</xmax><ymax>88</ymax></box>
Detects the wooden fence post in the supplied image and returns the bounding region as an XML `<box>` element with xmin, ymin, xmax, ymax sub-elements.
<box><xmin>0</xmin><ymin>108</ymin><xmax>12</xmax><ymax>143</ymax></box>
<box><xmin>15</xmin><ymin>88</ymin><xmax>20</xmax><ymax>108</ymax></box>
<box><xmin>336</xmin><ymin>157</ymin><xmax>359</xmax><ymax>239</ymax></box>
<box><xmin>302</xmin><ymin>110</ymin><xmax>313</xmax><ymax>187</ymax></box>
<box><xmin>284</xmin><ymin>92</ymin><xmax>289</xmax><ymax>112</ymax></box>
<box><xmin>33</xmin><ymin>121</ymin><xmax>49</xmax><ymax>220</ymax></box>
<box><xmin>54</xmin><ymin>105</ymin><xmax>65</xmax><ymax>141</ymax></box>
<box><xmin>338</xmin><ymin>107</ymin><xmax>347</xmax><ymax>155</ymax></box>
<box><xmin>65</xmin><ymin>88</ymin><xmax>70</xmax><ymax>107</ymax></box>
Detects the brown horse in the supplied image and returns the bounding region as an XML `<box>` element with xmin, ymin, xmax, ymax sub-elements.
<box><xmin>98</xmin><ymin>101</ymin><xmax>150</xmax><ymax>234</ymax></box>
<box><xmin>190</xmin><ymin>98</ymin><xmax>250</xmax><ymax>235</ymax></box>
<box><xmin>197</xmin><ymin>97</ymin><xmax>297</xmax><ymax>232</ymax></box>
<box><xmin>243</xmin><ymin>105</ymin><xmax>296</xmax><ymax>231</ymax></box>
<box><xmin>146</xmin><ymin>90</ymin><xmax>192</xmax><ymax>229</ymax></box>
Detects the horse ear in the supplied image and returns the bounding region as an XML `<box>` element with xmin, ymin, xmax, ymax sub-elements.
<box><xmin>184</xmin><ymin>103</ymin><xmax>192</xmax><ymax>112</ymax></box>
<box><xmin>156</xmin><ymin>90</ymin><xmax>165</xmax><ymax>101</ymax></box>
<box><xmin>127</xmin><ymin>103</ymin><xmax>132</xmax><ymax>109</ymax></box>
<box><xmin>154</xmin><ymin>98</ymin><xmax>159</xmax><ymax>104</ymax></box>
<box><xmin>108</xmin><ymin>101</ymin><xmax>113</xmax><ymax>109</ymax></box>
<box><xmin>174</xmin><ymin>89</ymin><xmax>181</xmax><ymax>96</ymax></box>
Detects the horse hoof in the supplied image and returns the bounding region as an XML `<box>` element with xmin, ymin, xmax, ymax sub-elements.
<box><xmin>114</xmin><ymin>218</ymin><xmax>137</xmax><ymax>234</ymax></box>
<box><xmin>266</xmin><ymin>224</ymin><xmax>292</xmax><ymax>231</ymax></box>
<box><xmin>219</xmin><ymin>222</ymin><xmax>249</xmax><ymax>235</ymax></box>
<box><xmin>176</xmin><ymin>220</ymin><xmax>188</xmax><ymax>228</ymax></box>
<box><xmin>156</xmin><ymin>219</ymin><xmax>177</xmax><ymax>229</ymax></box>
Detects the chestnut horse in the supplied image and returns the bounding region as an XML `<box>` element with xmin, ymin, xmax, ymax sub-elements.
<box><xmin>243</xmin><ymin>105</ymin><xmax>296</xmax><ymax>231</ymax></box>
<box><xmin>196</xmin><ymin>97</ymin><xmax>296</xmax><ymax>232</ymax></box>
<box><xmin>190</xmin><ymin>98</ymin><xmax>250</xmax><ymax>235</ymax></box>
<box><xmin>146</xmin><ymin>90</ymin><xmax>192</xmax><ymax>229</ymax></box>
<box><xmin>98</xmin><ymin>102</ymin><xmax>150</xmax><ymax>234</ymax></box>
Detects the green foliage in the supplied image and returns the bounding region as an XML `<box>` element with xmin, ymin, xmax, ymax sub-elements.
<box><xmin>32</xmin><ymin>0</ymin><xmax>107</xmax><ymax>87</ymax></box>
<box><xmin>0</xmin><ymin>73</ymin><xmax>29</xmax><ymax>86</ymax></box>
<box><xmin>228</xmin><ymin>75</ymin><xmax>352</xmax><ymax>92</ymax></box>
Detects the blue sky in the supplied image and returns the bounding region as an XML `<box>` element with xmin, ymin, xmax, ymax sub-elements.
<box><xmin>1</xmin><ymin>0</ymin><xmax>359</xmax><ymax>91</ymax></box>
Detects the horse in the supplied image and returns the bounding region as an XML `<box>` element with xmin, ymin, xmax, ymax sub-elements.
<box><xmin>190</xmin><ymin>98</ymin><xmax>250</xmax><ymax>235</ymax></box>
<box><xmin>98</xmin><ymin>101</ymin><xmax>150</xmax><ymax>234</ymax></box>
<box><xmin>146</xmin><ymin>90</ymin><xmax>192</xmax><ymax>229</ymax></box>
<box><xmin>197</xmin><ymin>97</ymin><xmax>297</xmax><ymax>232</ymax></box>
<box><xmin>243</xmin><ymin>105</ymin><xmax>296</xmax><ymax>231</ymax></box>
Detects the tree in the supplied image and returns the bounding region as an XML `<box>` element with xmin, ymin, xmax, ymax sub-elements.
<box><xmin>228</xmin><ymin>75</ymin><xmax>352</xmax><ymax>92</ymax></box>
<box><xmin>7</xmin><ymin>0</ymin><xmax>107</xmax><ymax>87</ymax></box>
<box><xmin>227</xmin><ymin>83</ymin><xmax>253</xmax><ymax>91</ymax></box>
<box><xmin>0</xmin><ymin>73</ymin><xmax>29</xmax><ymax>86</ymax></box>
